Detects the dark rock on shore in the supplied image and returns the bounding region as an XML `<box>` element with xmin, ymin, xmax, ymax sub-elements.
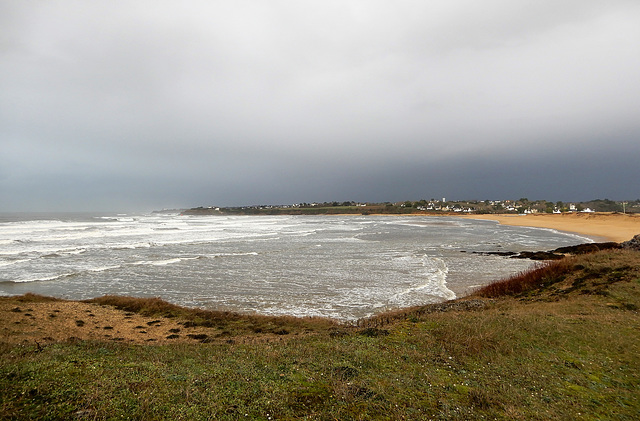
<box><xmin>553</xmin><ymin>242</ymin><xmax>620</xmax><ymax>254</ymax></box>
<box><xmin>513</xmin><ymin>251</ymin><xmax>565</xmax><ymax>260</ymax></box>
<box><xmin>621</xmin><ymin>234</ymin><xmax>640</xmax><ymax>251</ymax></box>
<box><xmin>470</xmin><ymin>250</ymin><xmax>565</xmax><ymax>260</ymax></box>
<box><xmin>478</xmin><ymin>251</ymin><xmax>519</xmax><ymax>257</ymax></box>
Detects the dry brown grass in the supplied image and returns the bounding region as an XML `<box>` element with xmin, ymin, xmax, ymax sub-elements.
<box><xmin>10</xmin><ymin>293</ymin><xmax>64</xmax><ymax>303</ymax></box>
<box><xmin>473</xmin><ymin>249</ymin><xmax>640</xmax><ymax>301</ymax></box>
<box><xmin>473</xmin><ymin>258</ymin><xmax>577</xmax><ymax>298</ymax></box>
<box><xmin>86</xmin><ymin>295</ymin><xmax>338</xmax><ymax>336</ymax></box>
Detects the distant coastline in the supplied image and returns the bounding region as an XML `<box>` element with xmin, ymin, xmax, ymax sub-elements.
<box><xmin>176</xmin><ymin>198</ymin><xmax>639</xmax><ymax>217</ymax></box>
<box><xmin>175</xmin><ymin>204</ymin><xmax>640</xmax><ymax>243</ymax></box>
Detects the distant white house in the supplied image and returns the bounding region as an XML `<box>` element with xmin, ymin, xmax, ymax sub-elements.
<box><xmin>581</xmin><ymin>208</ymin><xmax>595</xmax><ymax>213</ymax></box>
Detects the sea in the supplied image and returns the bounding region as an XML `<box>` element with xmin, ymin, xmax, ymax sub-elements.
<box><xmin>0</xmin><ymin>212</ymin><xmax>592</xmax><ymax>321</ymax></box>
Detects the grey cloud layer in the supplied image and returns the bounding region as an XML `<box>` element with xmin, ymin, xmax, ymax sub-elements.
<box><xmin>1</xmin><ymin>1</ymin><xmax>639</xmax><ymax>210</ymax></box>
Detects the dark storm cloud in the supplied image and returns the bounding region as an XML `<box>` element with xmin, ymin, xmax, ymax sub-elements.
<box><xmin>1</xmin><ymin>1</ymin><xmax>639</xmax><ymax>211</ymax></box>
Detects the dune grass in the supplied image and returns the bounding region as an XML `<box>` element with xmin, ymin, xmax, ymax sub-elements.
<box><xmin>1</xmin><ymin>250</ymin><xmax>639</xmax><ymax>419</ymax></box>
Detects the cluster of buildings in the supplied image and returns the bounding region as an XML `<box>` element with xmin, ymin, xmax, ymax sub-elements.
<box><xmin>182</xmin><ymin>198</ymin><xmax>636</xmax><ymax>215</ymax></box>
<box><xmin>403</xmin><ymin>199</ymin><xmax>598</xmax><ymax>214</ymax></box>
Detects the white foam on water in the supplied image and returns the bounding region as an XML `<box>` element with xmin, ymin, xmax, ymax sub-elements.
<box><xmin>132</xmin><ymin>258</ymin><xmax>183</xmax><ymax>266</ymax></box>
<box><xmin>87</xmin><ymin>265</ymin><xmax>122</xmax><ymax>273</ymax></box>
<box><xmin>0</xmin><ymin>246</ymin><xmax>88</xmax><ymax>257</ymax></box>
<box><xmin>12</xmin><ymin>272</ymin><xmax>76</xmax><ymax>283</ymax></box>
<box><xmin>389</xmin><ymin>257</ymin><xmax>456</xmax><ymax>305</ymax></box>
<box><xmin>6</xmin><ymin>264</ymin><xmax>125</xmax><ymax>284</ymax></box>
<box><xmin>208</xmin><ymin>252</ymin><xmax>259</xmax><ymax>258</ymax></box>
<box><xmin>526</xmin><ymin>227</ymin><xmax>595</xmax><ymax>244</ymax></box>
<box><xmin>111</xmin><ymin>242</ymin><xmax>153</xmax><ymax>250</ymax></box>
<box><xmin>0</xmin><ymin>259</ymin><xmax>29</xmax><ymax>268</ymax></box>
<box><xmin>319</xmin><ymin>236</ymin><xmax>366</xmax><ymax>243</ymax></box>
<box><xmin>132</xmin><ymin>256</ymin><xmax>201</xmax><ymax>266</ymax></box>
<box><xmin>63</xmin><ymin>248</ymin><xmax>86</xmax><ymax>255</ymax></box>
<box><xmin>0</xmin><ymin>213</ymin><xmax>591</xmax><ymax>320</ymax></box>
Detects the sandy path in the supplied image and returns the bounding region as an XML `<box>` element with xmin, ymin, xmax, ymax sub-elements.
<box><xmin>461</xmin><ymin>212</ymin><xmax>640</xmax><ymax>243</ymax></box>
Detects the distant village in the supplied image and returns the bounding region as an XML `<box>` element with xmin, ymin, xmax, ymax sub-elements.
<box><xmin>177</xmin><ymin>198</ymin><xmax>639</xmax><ymax>216</ymax></box>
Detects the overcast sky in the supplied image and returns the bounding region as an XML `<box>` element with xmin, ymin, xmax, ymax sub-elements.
<box><xmin>2</xmin><ymin>1</ymin><xmax>639</xmax><ymax>211</ymax></box>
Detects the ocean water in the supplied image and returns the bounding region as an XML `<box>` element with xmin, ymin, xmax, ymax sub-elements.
<box><xmin>0</xmin><ymin>212</ymin><xmax>591</xmax><ymax>320</ymax></box>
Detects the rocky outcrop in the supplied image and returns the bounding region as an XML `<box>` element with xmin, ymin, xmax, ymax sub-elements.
<box><xmin>621</xmin><ymin>234</ymin><xmax>640</xmax><ymax>251</ymax></box>
<box><xmin>553</xmin><ymin>242</ymin><xmax>621</xmax><ymax>255</ymax></box>
<box><xmin>513</xmin><ymin>251</ymin><xmax>565</xmax><ymax>260</ymax></box>
<box><xmin>469</xmin><ymin>241</ymin><xmax>623</xmax><ymax>261</ymax></box>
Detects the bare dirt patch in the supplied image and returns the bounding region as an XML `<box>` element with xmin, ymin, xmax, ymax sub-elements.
<box><xmin>0</xmin><ymin>296</ymin><xmax>284</xmax><ymax>345</ymax></box>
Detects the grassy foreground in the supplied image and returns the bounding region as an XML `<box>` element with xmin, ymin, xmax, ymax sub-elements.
<box><xmin>2</xmin><ymin>250</ymin><xmax>639</xmax><ymax>420</ymax></box>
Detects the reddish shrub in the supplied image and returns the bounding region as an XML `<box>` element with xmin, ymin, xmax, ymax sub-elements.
<box><xmin>474</xmin><ymin>258</ymin><xmax>575</xmax><ymax>298</ymax></box>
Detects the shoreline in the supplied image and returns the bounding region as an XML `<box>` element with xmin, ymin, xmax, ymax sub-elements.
<box><xmin>460</xmin><ymin>212</ymin><xmax>640</xmax><ymax>243</ymax></box>
<box><xmin>3</xmin><ymin>213</ymin><xmax>638</xmax><ymax>345</ymax></box>
<box><xmin>3</xmin><ymin>212</ymin><xmax>638</xmax><ymax>346</ymax></box>
<box><xmin>240</xmin><ymin>212</ymin><xmax>640</xmax><ymax>243</ymax></box>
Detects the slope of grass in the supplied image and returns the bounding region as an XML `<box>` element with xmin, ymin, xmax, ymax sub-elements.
<box><xmin>1</xmin><ymin>250</ymin><xmax>639</xmax><ymax>420</ymax></box>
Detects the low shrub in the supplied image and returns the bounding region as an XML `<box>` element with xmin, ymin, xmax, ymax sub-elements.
<box><xmin>474</xmin><ymin>258</ymin><xmax>575</xmax><ymax>298</ymax></box>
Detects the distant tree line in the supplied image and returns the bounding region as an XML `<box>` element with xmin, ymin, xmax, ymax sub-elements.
<box><xmin>181</xmin><ymin>198</ymin><xmax>639</xmax><ymax>216</ymax></box>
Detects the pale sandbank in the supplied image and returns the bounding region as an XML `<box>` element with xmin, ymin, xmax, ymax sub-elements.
<box><xmin>461</xmin><ymin>212</ymin><xmax>640</xmax><ymax>243</ymax></box>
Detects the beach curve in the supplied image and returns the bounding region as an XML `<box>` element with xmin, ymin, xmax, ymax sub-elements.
<box><xmin>460</xmin><ymin>212</ymin><xmax>640</xmax><ymax>243</ymax></box>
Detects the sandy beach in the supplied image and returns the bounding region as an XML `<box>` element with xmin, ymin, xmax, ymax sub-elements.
<box><xmin>461</xmin><ymin>212</ymin><xmax>640</xmax><ymax>243</ymax></box>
